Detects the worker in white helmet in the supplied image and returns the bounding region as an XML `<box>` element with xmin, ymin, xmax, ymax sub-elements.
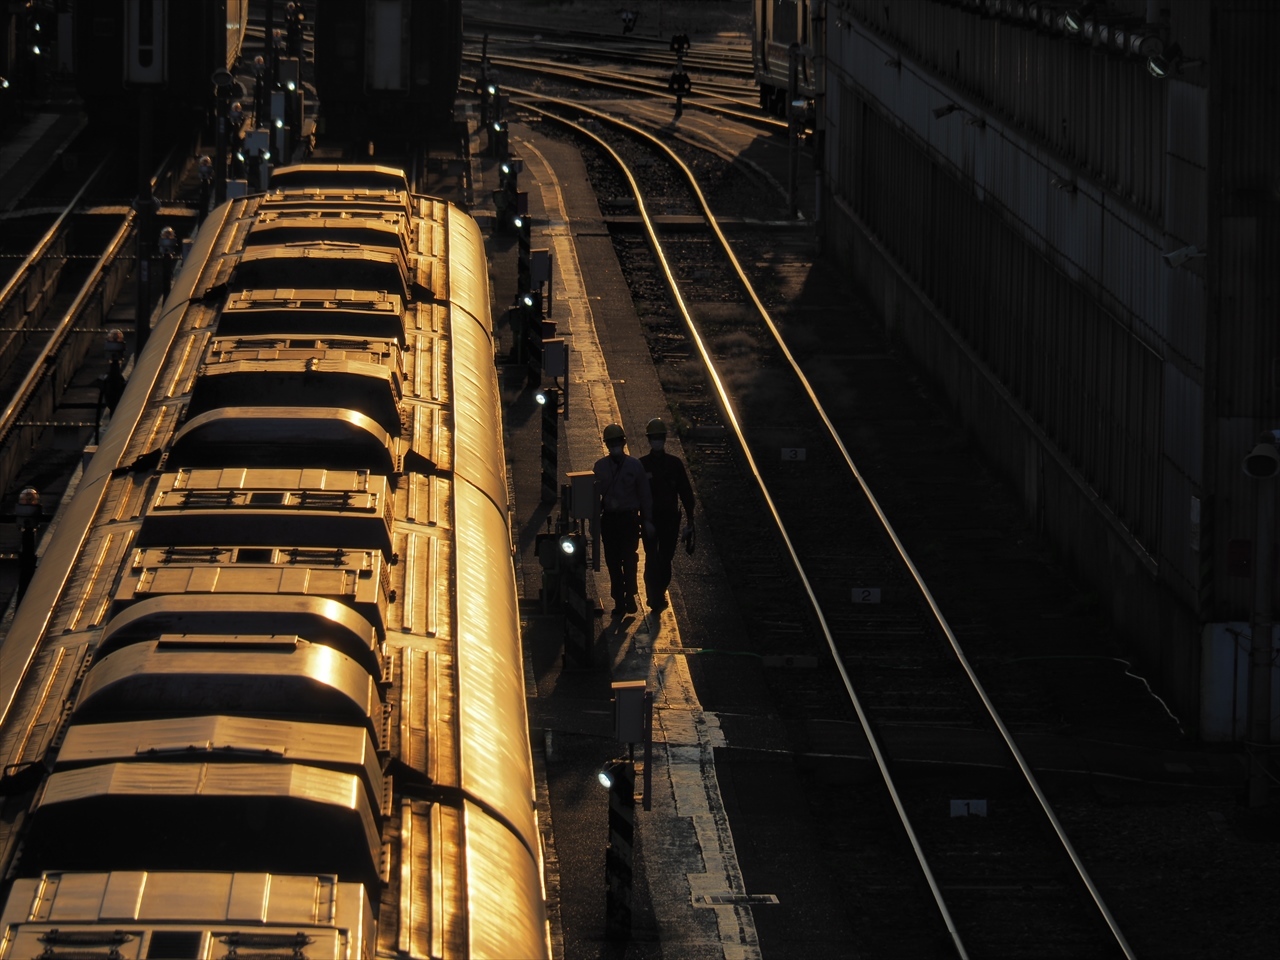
<box><xmin>639</xmin><ymin>418</ymin><xmax>695</xmax><ymax>611</ymax></box>
<box><xmin>594</xmin><ymin>424</ymin><xmax>654</xmax><ymax>617</ymax></box>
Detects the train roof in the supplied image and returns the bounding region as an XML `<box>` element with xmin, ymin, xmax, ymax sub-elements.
<box><xmin>0</xmin><ymin>175</ymin><xmax>546</xmax><ymax>957</ymax></box>
<box><xmin>269</xmin><ymin>163</ymin><xmax>412</xmax><ymax>194</ymax></box>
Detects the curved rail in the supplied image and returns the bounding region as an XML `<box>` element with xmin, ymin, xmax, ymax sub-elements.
<box><xmin>464</xmin><ymin>52</ymin><xmax>783</xmax><ymax>131</ymax></box>
<box><xmin>0</xmin><ymin>156</ymin><xmax>110</xmax><ymax>312</ymax></box>
<box><xmin>0</xmin><ymin>148</ymin><xmax>181</xmax><ymax>477</ymax></box>
<box><xmin>0</xmin><ymin>219</ymin><xmax>134</xmax><ymax>447</ymax></box>
<box><xmin>467</xmin><ymin>30</ymin><xmax>756</xmax><ymax>77</ymax></box>
<box><xmin>466</xmin><ymin>16</ymin><xmax>752</xmax><ymax>61</ymax></box>
<box><xmin>510</xmin><ymin>88</ymin><xmax>1137</xmax><ymax>960</ymax></box>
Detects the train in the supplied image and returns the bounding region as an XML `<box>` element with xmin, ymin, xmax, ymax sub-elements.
<box><xmin>752</xmin><ymin>0</ymin><xmax>817</xmax><ymax>116</ymax></box>
<box><xmin>72</xmin><ymin>0</ymin><xmax>249</xmax><ymax>132</ymax></box>
<box><xmin>313</xmin><ymin>0</ymin><xmax>463</xmax><ymax>149</ymax></box>
<box><xmin>0</xmin><ymin>164</ymin><xmax>549</xmax><ymax>958</ymax></box>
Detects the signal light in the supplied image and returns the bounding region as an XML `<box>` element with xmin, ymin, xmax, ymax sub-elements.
<box><xmin>555</xmin><ymin>531</ymin><xmax>584</xmax><ymax>570</ymax></box>
<box><xmin>598</xmin><ymin>759</ymin><xmax>625</xmax><ymax>788</ymax></box>
<box><xmin>489</xmin><ymin>119</ymin><xmax>509</xmax><ymax>159</ymax></box>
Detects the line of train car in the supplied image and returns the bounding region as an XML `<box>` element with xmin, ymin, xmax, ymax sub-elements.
<box><xmin>73</xmin><ymin>0</ymin><xmax>249</xmax><ymax>134</ymax></box>
<box><xmin>0</xmin><ymin>164</ymin><xmax>549</xmax><ymax>958</ymax></box>
<box><xmin>313</xmin><ymin>0</ymin><xmax>463</xmax><ymax>150</ymax></box>
<box><xmin>753</xmin><ymin>0</ymin><xmax>817</xmax><ymax>116</ymax></box>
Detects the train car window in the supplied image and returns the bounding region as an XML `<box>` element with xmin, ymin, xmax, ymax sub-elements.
<box><xmin>248</xmin><ymin>492</ymin><xmax>287</xmax><ymax>504</ymax></box>
<box><xmin>772</xmin><ymin>0</ymin><xmax>799</xmax><ymax>44</ymax></box>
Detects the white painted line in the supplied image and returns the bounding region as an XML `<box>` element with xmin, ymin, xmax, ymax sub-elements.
<box><xmin>517</xmin><ymin>133</ymin><xmax>761</xmax><ymax>959</ymax></box>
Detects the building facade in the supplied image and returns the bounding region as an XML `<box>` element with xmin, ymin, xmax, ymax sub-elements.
<box><xmin>813</xmin><ymin>0</ymin><xmax>1278</xmax><ymax>737</ymax></box>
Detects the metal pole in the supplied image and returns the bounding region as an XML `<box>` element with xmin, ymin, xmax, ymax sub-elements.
<box><xmin>563</xmin><ymin>537</ymin><xmax>592</xmax><ymax>666</ymax></box>
<box><xmin>541</xmin><ymin>388</ymin><xmax>559</xmax><ymax>504</ymax></box>
<box><xmin>787</xmin><ymin>42</ymin><xmax>800</xmax><ymax>219</ymax></box>
<box><xmin>214</xmin><ymin>76</ymin><xmax>229</xmax><ymax>205</ymax></box>
<box><xmin>517</xmin><ymin>207</ymin><xmax>531</xmax><ymax>293</ymax></box>
<box><xmin>1249</xmin><ymin>474</ymin><xmax>1274</xmax><ymax>807</ymax></box>
<box><xmin>266</xmin><ymin>0</ymin><xmax>277</xmax><ymax>86</ymax></box>
<box><xmin>15</xmin><ymin>486</ymin><xmax>40</xmax><ymax>601</ymax></box>
<box><xmin>135</xmin><ymin>86</ymin><xmax>154</xmax><ymax>355</ymax></box>
<box><xmin>604</xmin><ymin>760</ymin><xmax>635</xmax><ymax>940</ymax></box>
<box><xmin>526</xmin><ymin>292</ymin><xmax>544</xmax><ymax>386</ymax></box>
<box><xmin>642</xmin><ymin>691</ymin><xmax>653</xmax><ymax>811</ymax></box>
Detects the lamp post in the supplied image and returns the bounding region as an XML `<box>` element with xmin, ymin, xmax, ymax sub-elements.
<box><xmin>599</xmin><ymin>757</ymin><xmax>635</xmax><ymax>939</ymax></box>
<box><xmin>212</xmin><ymin>68</ymin><xmax>235</xmax><ymax>206</ymax></box>
<box><xmin>96</xmin><ymin>328</ymin><xmax>128</xmax><ymax>442</ymax></box>
<box><xmin>1242</xmin><ymin>437</ymin><xmax>1279</xmax><ymax>807</ymax></box>
<box><xmin>14</xmin><ymin>487</ymin><xmax>41</xmax><ymax>601</ymax></box>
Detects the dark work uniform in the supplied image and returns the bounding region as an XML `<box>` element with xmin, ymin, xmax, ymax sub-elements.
<box><xmin>640</xmin><ymin>448</ymin><xmax>695</xmax><ymax>607</ymax></box>
<box><xmin>594</xmin><ymin>451</ymin><xmax>653</xmax><ymax>613</ymax></box>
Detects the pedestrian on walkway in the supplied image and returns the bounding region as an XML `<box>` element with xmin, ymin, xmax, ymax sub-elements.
<box><xmin>640</xmin><ymin>418</ymin><xmax>695</xmax><ymax>610</ymax></box>
<box><xmin>285</xmin><ymin>2</ymin><xmax>305</xmax><ymax>59</ymax></box>
<box><xmin>594</xmin><ymin>423</ymin><xmax>654</xmax><ymax>617</ymax></box>
<box><xmin>227</xmin><ymin>103</ymin><xmax>246</xmax><ymax>179</ymax></box>
<box><xmin>197</xmin><ymin>155</ymin><xmax>213</xmax><ymax>224</ymax></box>
<box><xmin>252</xmin><ymin>56</ymin><xmax>268</xmax><ymax>122</ymax></box>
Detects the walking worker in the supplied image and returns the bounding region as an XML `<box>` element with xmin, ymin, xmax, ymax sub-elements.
<box><xmin>197</xmin><ymin>155</ymin><xmax>213</xmax><ymax>223</ymax></box>
<box><xmin>252</xmin><ymin>56</ymin><xmax>268</xmax><ymax>122</ymax></box>
<box><xmin>594</xmin><ymin>423</ymin><xmax>655</xmax><ymax>617</ymax></box>
<box><xmin>285</xmin><ymin>1</ymin><xmax>305</xmax><ymax>59</ymax></box>
<box><xmin>639</xmin><ymin>418</ymin><xmax>695</xmax><ymax>610</ymax></box>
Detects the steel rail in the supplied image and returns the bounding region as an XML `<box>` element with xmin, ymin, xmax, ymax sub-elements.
<box><xmin>0</xmin><ymin>148</ymin><xmax>179</xmax><ymax>449</ymax></box>
<box><xmin>0</xmin><ymin>154</ymin><xmax>111</xmax><ymax>313</ymax></box>
<box><xmin>516</xmin><ymin>94</ymin><xmax>965</xmax><ymax>955</ymax></box>
<box><xmin>466</xmin><ymin>54</ymin><xmax>782</xmax><ymax>130</ymax></box>
<box><xmin>511</xmin><ymin>87</ymin><xmax>1137</xmax><ymax>960</ymax></box>
<box><xmin>465</xmin><ymin>17</ymin><xmax>752</xmax><ymax>58</ymax></box>
<box><xmin>475</xmin><ymin>51</ymin><xmax>755</xmax><ymax>100</ymax></box>
<box><xmin>467</xmin><ymin>33</ymin><xmax>755</xmax><ymax>76</ymax></box>
<box><xmin>0</xmin><ymin>217</ymin><xmax>132</xmax><ymax>451</ymax></box>
<box><xmin>0</xmin><ymin>174</ymin><xmax>232</xmax><ymax>749</ymax></box>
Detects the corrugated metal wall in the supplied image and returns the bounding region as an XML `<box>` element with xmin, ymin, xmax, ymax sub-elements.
<box><xmin>827</xmin><ymin>11</ymin><xmax>1171</xmax><ymax>557</ymax></box>
<box><xmin>843</xmin><ymin>0</ymin><xmax>1169</xmax><ymax>217</ymax></box>
<box><xmin>1208</xmin><ymin>2</ymin><xmax>1280</xmax><ymax>632</ymax></box>
<box><xmin>821</xmin><ymin>0</ymin><xmax>1280</xmax><ymax>727</ymax></box>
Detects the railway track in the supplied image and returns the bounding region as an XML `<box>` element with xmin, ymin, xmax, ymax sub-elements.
<box><xmin>460</xmin><ymin>36</ymin><xmax>778</xmax><ymax>131</ymax></box>
<box><xmin>466</xmin><ymin>16</ymin><xmax>753</xmax><ymax>72</ymax></box>
<box><xmin>467</xmin><ymin>32</ymin><xmax>755</xmax><ymax>81</ymax></box>
<box><xmin>467</xmin><ymin>50</ymin><xmax>781</xmax><ymax>131</ymax></box>
<box><xmin>504</xmin><ymin>82</ymin><xmax>1138</xmax><ymax>958</ymax></box>
<box><xmin>0</xmin><ymin>147</ymin><xmax>193</xmax><ymax>613</ymax></box>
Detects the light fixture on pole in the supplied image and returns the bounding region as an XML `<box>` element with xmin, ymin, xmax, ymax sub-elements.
<box><xmin>1147</xmin><ymin>44</ymin><xmax>1205</xmax><ymax>79</ymax></box>
<box><xmin>1242</xmin><ymin>435</ymin><xmax>1280</xmax><ymax>808</ymax></box>
<box><xmin>1162</xmin><ymin>244</ymin><xmax>1205</xmax><ymax>269</ymax></box>
<box><xmin>933</xmin><ymin>102</ymin><xmax>986</xmax><ymax>128</ymax></box>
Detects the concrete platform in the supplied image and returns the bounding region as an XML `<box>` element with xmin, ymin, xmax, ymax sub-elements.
<box><xmin>0</xmin><ymin>108</ymin><xmax>86</xmax><ymax>212</ymax></box>
<box><xmin>472</xmin><ymin>112</ymin><xmax>1255</xmax><ymax>958</ymax></box>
